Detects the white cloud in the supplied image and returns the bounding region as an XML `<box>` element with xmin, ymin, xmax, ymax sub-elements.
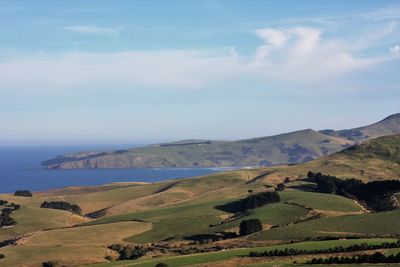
<box><xmin>390</xmin><ymin>44</ymin><xmax>400</xmax><ymax>58</ymax></box>
<box><xmin>251</xmin><ymin>27</ymin><xmax>378</xmax><ymax>80</ymax></box>
<box><xmin>0</xmin><ymin>27</ymin><xmax>389</xmax><ymax>94</ymax></box>
<box><xmin>64</xmin><ymin>25</ymin><xmax>120</xmax><ymax>35</ymax></box>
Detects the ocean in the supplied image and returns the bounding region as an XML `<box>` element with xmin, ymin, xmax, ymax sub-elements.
<box><xmin>0</xmin><ymin>145</ymin><xmax>222</xmax><ymax>194</ymax></box>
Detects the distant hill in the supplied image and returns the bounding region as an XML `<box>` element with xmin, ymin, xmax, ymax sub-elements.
<box><xmin>320</xmin><ymin>113</ymin><xmax>400</xmax><ymax>142</ymax></box>
<box><xmin>268</xmin><ymin>134</ymin><xmax>400</xmax><ymax>181</ymax></box>
<box><xmin>42</xmin><ymin>114</ymin><xmax>400</xmax><ymax>170</ymax></box>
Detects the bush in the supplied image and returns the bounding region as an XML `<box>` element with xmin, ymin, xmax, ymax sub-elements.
<box><xmin>239</xmin><ymin>218</ymin><xmax>263</xmax><ymax>236</ymax></box>
<box><xmin>155</xmin><ymin>263</ymin><xmax>169</xmax><ymax>267</ymax></box>
<box><xmin>276</xmin><ymin>183</ymin><xmax>285</xmax><ymax>191</ymax></box>
<box><xmin>108</xmin><ymin>244</ymin><xmax>148</xmax><ymax>260</ymax></box>
<box><xmin>0</xmin><ymin>253</ymin><xmax>4</xmax><ymax>259</ymax></box>
<box><xmin>40</xmin><ymin>201</ymin><xmax>82</xmax><ymax>214</ymax></box>
<box><xmin>14</xmin><ymin>190</ymin><xmax>32</xmax><ymax>197</ymax></box>
<box><xmin>42</xmin><ymin>261</ymin><xmax>61</xmax><ymax>267</ymax></box>
<box><xmin>0</xmin><ymin>208</ymin><xmax>16</xmax><ymax>227</ymax></box>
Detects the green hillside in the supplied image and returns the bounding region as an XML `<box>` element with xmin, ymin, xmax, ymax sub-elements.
<box><xmin>2</xmin><ymin>134</ymin><xmax>400</xmax><ymax>266</ymax></box>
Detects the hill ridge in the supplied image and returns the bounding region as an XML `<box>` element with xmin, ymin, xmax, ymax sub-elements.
<box><xmin>42</xmin><ymin>114</ymin><xmax>400</xmax><ymax>170</ymax></box>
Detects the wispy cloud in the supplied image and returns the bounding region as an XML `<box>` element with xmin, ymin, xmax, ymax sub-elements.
<box><xmin>64</xmin><ymin>25</ymin><xmax>121</xmax><ymax>35</ymax></box>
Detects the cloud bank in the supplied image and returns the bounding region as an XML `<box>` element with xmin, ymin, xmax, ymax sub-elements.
<box><xmin>0</xmin><ymin>26</ymin><xmax>396</xmax><ymax>94</ymax></box>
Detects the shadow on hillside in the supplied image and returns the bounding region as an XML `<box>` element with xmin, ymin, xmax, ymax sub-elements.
<box><xmin>184</xmin><ymin>232</ymin><xmax>238</xmax><ymax>242</ymax></box>
<box><xmin>214</xmin><ymin>200</ymin><xmax>244</xmax><ymax>213</ymax></box>
<box><xmin>289</xmin><ymin>184</ymin><xmax>317</xmax><ymax>192</ymax></box>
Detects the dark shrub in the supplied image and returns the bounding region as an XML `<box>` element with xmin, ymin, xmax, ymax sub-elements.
<box><xmin>276</xmin><ymin>183</ymin><xmax>285</xmax><ymax>191</ymax></box>
<box><xmin>239</xmin><ymin>218</ymin><xmax>263</xmax><ymax>236</ymax></box>
<box><xmin>42</xmin><ymin>261</ymin><xmax>60</xmax><ymax>267</ymax></box>
<box><xmin>14</xmin><ymin>190</ymin><xmax>32</xmax><ymax>197</ymax></box>
<box><xmin>108</xmin><ymin>244</ymin><xmax>147</xmax><ymax>260</ymax></box>
<box><xmin>155</xmin><ymin>263</ymin><xmax>169</xmax><ymax>267</ymax></box>
<box><xmin>40</xmin><ymin>201</ymin><xmax>82</xmax><ymax>214</ymax></box>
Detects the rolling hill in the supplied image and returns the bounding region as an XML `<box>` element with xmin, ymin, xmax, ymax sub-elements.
<box><xmin>42</xmin><ymin>129</ymin><xmax>352</xmax><ymax>169</ymax></box>
<box><xmin>320</xmin><ymin>113</ymin><xmax>400</xmax><ymax>142</ymax></box>
<box><xmin>42</xmin><ymin>113</ymin><xmax>399</xmax><ymax>170</ymax></box>
<box><xmin>253</xmin><ymin>133</ymin><xmax>400</xmax><ymax>182</ymax></box>
<box><xmin>2</xmin><ymin>133</ymin><xmax>400</xmax><ymax>266</ymax></box>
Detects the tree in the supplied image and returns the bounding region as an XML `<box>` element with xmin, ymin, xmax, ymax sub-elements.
<box><xmin>14</xmin><ymin>190</ymin><xmax>32</xmax><ymax>197</ymax></box>
<box><xmin>276</xmin><ymin>183</ymin><xmax>285</xmax><ymax>191</ymax></box>
<box><xmin>40</xmin><ymin>201</ymin><xmax>82</xmax><ymax>214</ymax></box>
<box><xmin>239</xmin><ymin>219</ymin><xmax>263</xmax><ymax>236</ymax></box>
<box><xmin>317</xmin><ymin>177</ymin><xmax>337</xmax><ymax>193</ymax></box>
<box><xmin>42</xmin><ymin>261</ymin><xmax>60</xmax><ymax>267</ymax></box>
<box><xmin>241</xmin><ymin>191</ymin><xmax>280</xmax><ymax>210</ymax></box>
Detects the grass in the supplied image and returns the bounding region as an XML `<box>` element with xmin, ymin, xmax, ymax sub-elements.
<box><xmin>0</xmin><ymin>194</ymin><xmax>89</xmax><ymax>241</ymax></box>
<box><xmin>85</xmin><ymin>238</ymin><xmax>397</xmax><ymax>267</ymax></box>
<box><xmin>210</xmin><ymin>202</ymin><xmax>309</xmax><ymax>233</ymax></box>
<box><xmin>279</xmin><ymin>190</ymin><xmax>361</xmax><ymax>212</ymax></box>
<box><xmin>251</xmin><ymin>209</ymin><xmax>400</xmax><ymax>241</ymax></box>
<box><xmin>81</xmin><ymin>196</ymin><xmax>309</xmax><ymax>244</ymax></box>
<box><xmin>0</xmin><ymin>221</ymin><xmax>150</xmax><ymax>266</ymax></box>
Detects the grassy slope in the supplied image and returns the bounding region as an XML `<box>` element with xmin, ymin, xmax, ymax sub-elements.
<box><xmin>251</xmin><ymin>209</ymin><xmax>400</xmax><ymax>241</ymax></box>
<box><xmin>79</xmin><ymin>188</ymin><xmax>361</xmax><ymax>245</ymax></box>
<box><xmin>43</xmin><ymin>129</ymin><xmax>352</xmax><ymax>169</ymax></box>
<box><xmin>256</xmin><ymin>134</ymin><xmax>400</xmax><ymax>182</ymax></box>
<box><xmin>323</xmin><ymin>113</ymin><xmax>400</xmax><ymax>142</ymax></box>
<box><xmin>0</xmin><ymin>221</ymin><xmax>151</xmax><ymax>266</ymax></box>
<box><xmin>2</xmin><ymin>136</ymin><xmax>400</xmax><ymax>266</ymax></box>
<box><xmin>86</xmin><ymin>238</ymin><xmax>397</xmax><ymax>267</ymax></box>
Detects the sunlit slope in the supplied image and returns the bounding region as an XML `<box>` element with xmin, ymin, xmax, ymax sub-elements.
<box><xmin>257</xmin><ymin>134</ymin><xmax>400</xmax><ymax>182</ymax></box>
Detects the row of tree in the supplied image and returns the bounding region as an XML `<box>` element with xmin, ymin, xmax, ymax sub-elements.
<box><xmin>249</xmin><ymin>240</ymin><xmax>400</xmax><ymax>257</ymax></box>
<box><xmin>308</xmin><ymin>252</ymin><xmax>400</xmax><ymax>264</ymax></box>
<box><xmin>14</xmin><ymin>190</ymin><xmax>32</xmax><ymax>197</ymax></box>
<box><xmin>40</xmin><ymin>201</ymin><xmax>82</xmax><ymax>214</ymax></box>
<box><xmin>307</xmin><ymin>171</ymin><xmax>400</xmax><ymax>211</ymax></box>
<box><xmin>0</xmin><ymin>203</ymin><xmax>20</xmax><ymax>228</ymax></box>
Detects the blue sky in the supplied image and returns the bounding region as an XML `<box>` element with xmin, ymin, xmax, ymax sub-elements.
<box><xmin>0</xmin><ymin>0</ymin><xmax>399</xmax><ymax>145</ymax></box>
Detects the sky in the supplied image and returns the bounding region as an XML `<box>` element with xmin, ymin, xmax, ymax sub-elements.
<box><xmin>0</xmin><ymin>0</ymin><xmax>399</xmax><ymax>145</ymax></box>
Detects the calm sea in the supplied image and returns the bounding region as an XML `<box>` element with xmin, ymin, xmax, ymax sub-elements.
<box><xmin>0</xmin><ymin>145</ymin><xmax>221</xmax><ymax>194</ymax></box>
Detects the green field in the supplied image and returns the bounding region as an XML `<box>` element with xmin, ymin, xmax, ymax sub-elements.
<box><xmin>251</xmin><ymin>209</ymin><xmax>400</xmax><ymax>241</ymax></box>
<box><xmin>1</xmin><ymin>134</ymin><xmax>400</xmax><ymax>266</ymax></box>
<box><xmin>86</xmin><ymin>238</ymin><xmax>397</xmax><ymax>267</ymax></box>
<box><xmin>280</xmin><ymin>190</ymin><xmax>362</xmax><ymax>212</ymax></box>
